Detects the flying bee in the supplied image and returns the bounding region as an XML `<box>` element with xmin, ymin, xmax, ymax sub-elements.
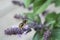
<box><xmin>19</xmin><ymin>20</ymin><xmax>27</xmax><ymax>29</ymax></box>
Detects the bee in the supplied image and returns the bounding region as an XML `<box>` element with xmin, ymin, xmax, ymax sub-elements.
<box><xmin>19</xmin><ymin>20</ymin><xmax>27</xmax><ymax>29</ymax></box>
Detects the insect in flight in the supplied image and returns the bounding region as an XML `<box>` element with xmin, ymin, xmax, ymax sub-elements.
<box><xmin>19</xmin><ymin>20</ymin><xmax>27</xmax><ymax>29</ymax></box>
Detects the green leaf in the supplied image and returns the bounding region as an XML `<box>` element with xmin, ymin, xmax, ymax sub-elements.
<box><xmin>33</xmin><ymin>31</ymin><xmax>43</xmax><ymax>40</ymax></box>
<box><xmin>26</xmin><ymin>13</ymin><xmax>41</xmax><ymax>24</ymax></box>
<box><xmin>54</xmin><ymin>0</ymin><xmax>60</xmax><ymax>7</ymax></box>
<box><xmin>26</xmin><ymin>13</ymin><xmax>35</xmax><ymax>21</ymax></box>
<box><xmin>24</xmin><ymin>0</ymin><xmax>34</xmax><ymax>7</ymax></box>
<box><xmin>44</xmin><ymin>12</ymin><xmax>57</xmax><ymax>28</ymax></box>
<box><xmin>55</xmin><ymin>13</ymin><xmax>60</xmax><ymax>27</ymax></box>
<box><xmin>34</xmin><ymin>0</ymin><xmax>52</xmax><ymax>15</ymax></box>
<box><xmin>50</xmin><ymin>28</ymin><xmax>60</xmax><ymax>40</ymax></box>
<box><xmin>33</xmin><ymin>0</ymin><xmax>46</xmax><ymax>13</ymax></box>
<box><xmin>45</xmin><ymin>12</ymin><xmax>57</xmax><ymax>24</ymax></box>
<box><xmin>34</xmin><ymin>15</ymin><xmax>41</xmax><ymax>24</ymax></box>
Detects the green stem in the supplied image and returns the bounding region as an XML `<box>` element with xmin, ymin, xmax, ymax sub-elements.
<box><xmin>34</xmin><ymin>0</ymin><xmax>52</xmax><ymax>15</ymax></box>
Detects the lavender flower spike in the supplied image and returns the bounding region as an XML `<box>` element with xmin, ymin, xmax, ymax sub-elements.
<box><xmin>22</xmin><ymin>24</ymin><xmax>31</xmax><ymax>34</ymax></box>
<box><xmin>4</xmin><ymin>25</ymin><xmax>24</xmax><ymax>35</ymax></box>
<box><xmin>4</xmin><ymin>27</ymin><xmax>24</xmax><ymax>35</ymax></box>
<box><xmin>14</xmin><ymin>14</ymin><xmax>27</xmax><ymax>20</ymax></box>
<box><xmin>28</xmin><ymin>21</ymin><xmax>43</xmax><ymax>31</ymax></box>
<box><xmin>4</xmin><ymin>24</ymin><xmax>31</xmax><ymax>35</ymax></box>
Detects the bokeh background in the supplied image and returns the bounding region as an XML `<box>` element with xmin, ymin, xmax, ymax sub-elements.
<box><xmin>0</xmin><ymin>0</ymin><xmax>60</xmax><ymax>40</ymax></box>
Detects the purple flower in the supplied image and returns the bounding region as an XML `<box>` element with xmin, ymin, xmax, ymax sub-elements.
<box><xmin>12</xmin><ymin>0</ymin><xmax>25</xmax><ymax>7</ymax></box>
<box><xmin>42</xmin><ymin>11</ymin><xmax>48</xmax><ymax>16</ymax></box>
<box><xmin>28</xmin><ymin>21</ymin><xmax>43</xmax><ymax>31</ymax></box>
<box><xmin>4</xmin><ymin>27</ymin><xmax>24</xmax><ymax>35</ymax></box>
<box><xmin>4</xmin><ymin>25</ymin><xmax>31</xmax><ymax>35</ymax></box>
<box><xmin>22</xmin><ymin>28</ymin><xmax>31</xmax><ymax>34</ymax></box>
<box><xmin>14</xmin><ymin>14</ymin><xmax>21</xmax><ymax>19</ymax></box>
<box><xmin>22</xmin><ymin>25</ymin><xmax>31</xmax><ymax>34</ymax></box>
<box><xmin>12</xmin><ymin>1</ymin><xmax>20</xmax><ymax>5</ymax></box>
<box><xmin>43</xmin><ymin>30</ymin><xmax>51</xmax><ymax>40</ymax></box>
<box><xmin>28</xmin><ymin>6</ymin><xmax>33</xmax><ymax>11</ymax></box>
<box><xmin>14</xmin><ymin>14</ymin><xmax>27</xmax><ymax>20</ymax></box>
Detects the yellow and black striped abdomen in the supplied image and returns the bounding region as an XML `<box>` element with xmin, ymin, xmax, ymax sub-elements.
<box><xmin>19</xmin><ymin>20</ymin><xmax>27</xmax><ymax>29</ymax></box>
